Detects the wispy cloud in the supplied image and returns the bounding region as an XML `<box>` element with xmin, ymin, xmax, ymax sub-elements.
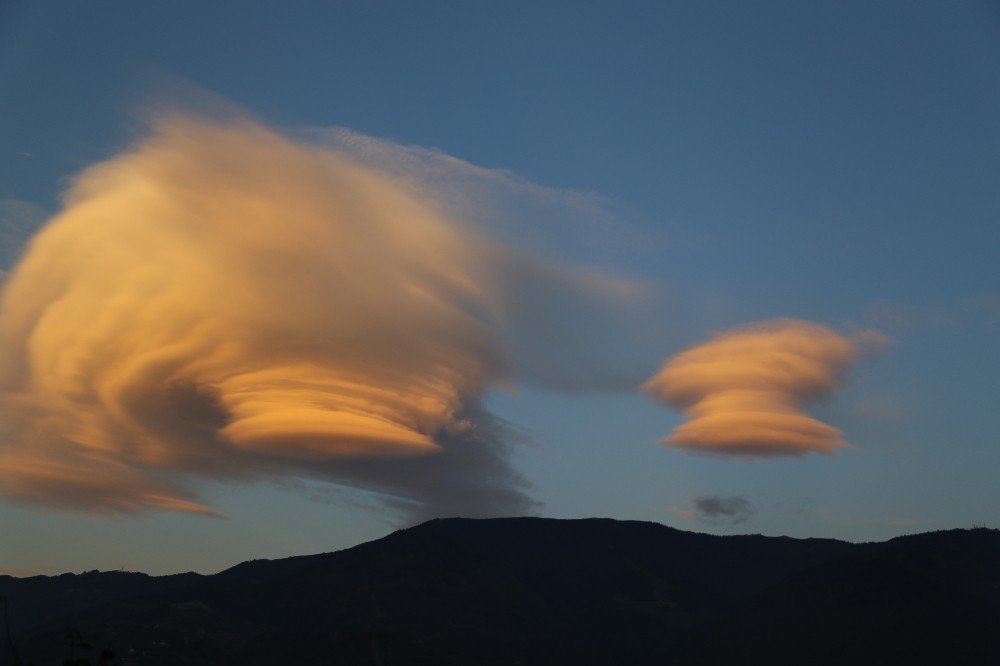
<box><xmin>308</xmin><ymin>126</ymin><xmax>657</xmax><ymax>392</ymax></box>
<box><xmin>0</xmin><ymin>198</ymin><xmax>46</xmax><ymax>271</ymax></box>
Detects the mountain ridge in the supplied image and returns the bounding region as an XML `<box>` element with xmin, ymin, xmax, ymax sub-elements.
<box><xmin>3</xmin><ymin>517</ymin><xmax>998</xmax><ymax>665</ymax></box>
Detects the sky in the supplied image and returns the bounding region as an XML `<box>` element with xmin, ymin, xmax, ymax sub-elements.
<box><xmin>0</xmin><ymin>0</ymin><xmax>998</xmax><ymax>576</ymax></box>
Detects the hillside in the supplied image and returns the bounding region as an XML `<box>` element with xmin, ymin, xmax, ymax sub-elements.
<box><xmin>4</xmin><ymin>518</ymin><xmax>999</xmax><ymax>665</ymax></box>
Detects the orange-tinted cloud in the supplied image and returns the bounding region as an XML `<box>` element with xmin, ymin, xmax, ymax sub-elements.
<box><xmin>643</xmin><ymin>319</ymin><xmax>888</xmax><ymax>457</ymax></box>
<box><xmin>0</xmin><ymin>114</ymin><xmax>636</xmax><ymax>518</ymax></box>
<box><xmin>668</xmin><ymin>505</ymin><xmax>697</xmax><ymax>522</ymax></box>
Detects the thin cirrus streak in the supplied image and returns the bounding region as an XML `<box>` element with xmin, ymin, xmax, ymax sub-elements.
<box><xmin>0</xmin><ymin>113</ymin><xmax>644</xmax><ymax>519</ymax></box>
<box><xmin>643</xmin><ymin>319</ymin><xmax>889</xmax><ymax>457</ymax></box>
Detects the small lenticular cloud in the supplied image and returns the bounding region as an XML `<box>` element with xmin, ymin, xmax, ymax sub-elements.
<box><xmin>643</xmin><ymin>319</ymin><xmax>888</xmax><ymax>457</ymax></box>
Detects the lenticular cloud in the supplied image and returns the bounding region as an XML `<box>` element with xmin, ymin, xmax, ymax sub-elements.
<box><xmin>643</xmin><ymin>319</ymin><xmax>887</xmax><ymax>457</ymax></box>
<box><xmin>0</xmin><ymin>114</ymin><xmax>631</xmax><ymax>518</ymax></box>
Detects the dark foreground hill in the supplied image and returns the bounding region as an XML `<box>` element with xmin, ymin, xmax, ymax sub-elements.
<box><xmin>3</xmin><ymin>518</ymin><xmax>999</xmax><ymax>665</ymax></box>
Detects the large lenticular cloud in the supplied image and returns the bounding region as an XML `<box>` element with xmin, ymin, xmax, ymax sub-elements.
<box><xmin>643</xmin><ymin>319</ymin><xmax>887</xmax><ymax>457</ymax></box>
<box><xmin>0</xmin><ymin>114</ymin><xmax>636</xmax><ymax>518</ymax></box>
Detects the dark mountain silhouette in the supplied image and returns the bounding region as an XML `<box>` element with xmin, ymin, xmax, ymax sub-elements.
<box><xmin>3</xmin><ymin>518</ymin><xmax>999</xmax><ymax>665</ymax></box>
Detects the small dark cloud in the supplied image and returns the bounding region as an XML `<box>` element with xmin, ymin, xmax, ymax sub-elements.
<box><xmin>690</xmin><ymin>495</ymin><xmax>755</xmax><ymax>526</ymax></box>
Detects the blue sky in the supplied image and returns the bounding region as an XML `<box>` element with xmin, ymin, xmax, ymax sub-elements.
<box><xmin>1</xmin><ymin>0</ymin><xmax>998</xmax><ymax>575</ymax></box>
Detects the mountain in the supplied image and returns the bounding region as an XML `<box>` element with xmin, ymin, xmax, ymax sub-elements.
<box><xmin>3</xmin><ymin>518</ymin><xmax>999</xmax><ymax>665</ymax></box>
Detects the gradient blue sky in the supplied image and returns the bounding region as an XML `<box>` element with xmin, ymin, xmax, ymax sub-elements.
<box><xmin>1</xmin><ymin>0</ymin><xmax>998</xmax><ymax>575</ymax></box>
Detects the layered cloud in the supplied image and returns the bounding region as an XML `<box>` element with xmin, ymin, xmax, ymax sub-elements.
<box><xmin>643</xmin><ymin>319</ymin><xmax>887</xmax><ymax>457</ymax></box>
<box><xmin>0</xmin><ymin>114</ymin><xmax>640</xmax><ymax>519</ymax></box>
